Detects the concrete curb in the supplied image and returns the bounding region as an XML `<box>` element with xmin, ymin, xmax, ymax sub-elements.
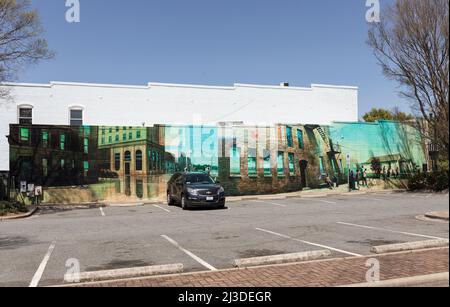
<box><xmin>391</xmin><ymin>189</ymin><xmax>409</xmax><ymax>193</ymax></box>
<box><xmin>326</xmin><ymin>192</ymin><xmax>343</xmax><ymax>196</ymax></box>
<box><xmin>286</xmin><ymin>195</ymin><xmax>302</xmax><ymax>199</ymax></box>
<box><xmin>371</xmin><ymin>239</ymin><xmax>449</xmax><ymax>254</ymax></box>
<box><xmin>41</xmin><ymin>203</ymin><xmax>103</xmax><ymax>208</ymax></box>
<box><xmin>257</xmin><ymin>195</ymin><xmax>288</xmax><ymax>200</ymax></box>
<box><xmin>341</xmin><ymin>191</ymin><xmax>368</xmax><ymax>196</ymax></box>
<box><xmin>425</xmin><ymin>212</ymin><xmax>449</xmax><ymax>222</ymax></box>
<box><xmin>64</xmin><ymin>263</ymin><xmax>184</xmax><ymax>284</ymax></box>
<box><xmin>300</xmin><ymin>194</ymin><xmax>327</xmax><ymax>198</ymax></box>
<box><xmin>107</xmin><ymin>203</ymin><xmax>145</xmax><ymax>207</ymax></box>
<box><xmin>53</xmin><ymin>247</ymin><xmax>448</xmax><ymax>287</ymax></box>
<box><xmin>416</xmin><ymin>215</ymin><xmax>449</xmax><ymax>224</ymax></box>
<box><xmin>225</xmin><ymin>189</ymin><xmax>409</xmax><ymax>203</ymax></box>
<box><xmin>341</xmin><ymin>272</ymin><xmax>449</xmax><ymax>288</ymax></box>
<box><xmin>0</xmin><ymin>207</ymin><xmax>38</xmax><ymax>221</ymax></box>
<box><xmin>241</xmin><ymin>196</ymin><xmax>260</xmax><ymax>201</ymax></box>
<box><xmin>234</xmin><ymin>250</ymin><xmax>331</xmax><ymax>268</ymax></box>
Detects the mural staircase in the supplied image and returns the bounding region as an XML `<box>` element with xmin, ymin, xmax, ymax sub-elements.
<box><xmin>305</xmin><ymin>125</ymin><xmax>334</xmax><ymax>153</ymax></box>
<box><xmin>315</xmin><ymin>127</ymin><xmax>331</xmax><ymax>152</ymax></box>
<box><xmin>306</xmin><ymin>125</ymin><xmax>343</xmax><ymax>175</ymax></box>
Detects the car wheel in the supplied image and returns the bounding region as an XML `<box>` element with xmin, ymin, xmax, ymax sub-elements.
<box><xmin>181</xmin><ymin>195</ymin><xmax>188</xmax><ymax>210</ymax></box>
<box><xmin>167</xmin><ymin>192</ymin><xmax>174</xmax><ymax>206</ymax></box>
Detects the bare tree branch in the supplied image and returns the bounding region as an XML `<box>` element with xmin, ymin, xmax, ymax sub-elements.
<box><xmin>0</xmin><ymin>0</ymin><xmax>54</xmax><ymax>100</ymax></box>
<box><xmin>368</xmin><ymin>0</ymin><xmax>449</xmax><ymax>161</ymax></box>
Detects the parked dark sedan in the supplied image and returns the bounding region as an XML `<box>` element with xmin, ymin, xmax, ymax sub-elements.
<box><xmin>167</xmin><ymin>172</ymin><xmax>226</xmax><ymax>210</ymax></box>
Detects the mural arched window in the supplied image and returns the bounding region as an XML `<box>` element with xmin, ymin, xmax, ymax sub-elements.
<box><xmin>136</xmin><ymin>150</ymin><xmax>143</xmax><ymax>171</ymax></box>
<box><xmin>136</xmin><ymin>179</ymin><xmax>143</xmax><ymax>199</ymax></box>
<box><xmin>114</xmin><ymin>153</ymin><xmax>121</xmax><ymax>171</ymax></box>
<box><xmin>124</xmin><ymin>151</ymin><xmax>132</xmax><ymax>176</ymax></box>
<box><xmin>124</xmin><ymin>151</ymin><xmax>131</xmax><ymax>162</ymax></box>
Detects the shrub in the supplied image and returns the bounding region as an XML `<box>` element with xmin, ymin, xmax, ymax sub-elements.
<box><xmin>407</xmin><ymin>171</ymin><xmax>449</xmax><ymax>192</ymax></box>
<box><xmin>370</xmin><ymin>158</ymin><xmax>382</xmax><ymax>177</ymax></box>
<box><xmin>0</xmin><ymin>201</ymin><xmax>28</xmax><ymax>217</ymax></box>
<box><xmin>428</xmin><ymin>171</ymin><xmax>449</xmax><ymax>192</ymax></box>
<box><xmin>407</xmin><ymin>172</ymin><xmax>427</xmax><ymax>191</ymax></box>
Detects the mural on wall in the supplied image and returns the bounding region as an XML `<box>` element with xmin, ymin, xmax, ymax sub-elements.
<box><xmin>164</xmin><ymin>125</ymin><xmax>219</xmax><ymax>176</ymax></box>
<box><xmin>8</xmin><ymin>121</ymin><xmax>427</xmax><ymax>204</ymax></box>
<box><xmin>329</xmin><ymin>121</ymin><xmax>427</xmax><ymax>177</ymax></box>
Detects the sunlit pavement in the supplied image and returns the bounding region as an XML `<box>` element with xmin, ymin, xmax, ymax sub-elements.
<box><xmin>72</xmin><ymin>248</ymin><xmax>449</xmax><ymax>287</ymax></box>
<box><xmin>0</xmin><ymin>192</ymin><xmax>448</xmax><ymax>287</ymax></box>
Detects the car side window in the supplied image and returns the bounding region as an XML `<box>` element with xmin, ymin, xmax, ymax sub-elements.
<box><xmin>176</xmin><ymin>176</ymin><xmax>185</xmax><ymax>185</ymax></box>
<box><xmin>170</xmin><ymin>173</ymin><xmax>180</xmax><ymax>184</ymax></box>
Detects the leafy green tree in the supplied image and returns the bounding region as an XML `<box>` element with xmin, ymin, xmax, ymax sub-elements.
<box><xmin>363</xmin><ymin>108</ymin><xmax>395</xmax><ymax>122</ymax></box>
<box><xmin>363</xmin><ymin>108</ymin><xmax>414</xmax><ymax>123</ymax></box>
<box><xmin>392</xmin><ymin>109</ymin><xmax>414</xmax><ymax>122</ymax></box>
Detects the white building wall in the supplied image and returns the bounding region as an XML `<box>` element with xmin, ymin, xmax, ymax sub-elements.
<box><xmin>0</xmin><ymin>81</ymin><xmax>358</xmax><ymax>171</ymax></box>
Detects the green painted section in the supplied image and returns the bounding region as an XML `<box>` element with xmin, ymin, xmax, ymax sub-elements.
<box><xmin>329</xmin><ymin>121</ymin><xmax>426</xmax><ymax>170</ymax></box>
<box><xmin>98</xmin><ymin>126</ymin><xmax>148</xmax><ymax>147</ymax></box>
<box><xmin>164</xmin><ymin>125</ymin><xmax>219</xmax><ymax>176</ymax></box>
<box><xmin>9</xmin><ymin>120</ymin><xmax>428</xmax><ymax>203</ymax></box>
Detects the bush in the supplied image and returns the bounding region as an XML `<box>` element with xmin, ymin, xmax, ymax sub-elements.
<box><xmin>0</xmin><ymin>201</ymin><xmax>28</xmax><ymax>217</ymax></box>
<box><xmin>407</xmin><ymin>171</ymin><xmax>449</xmax><ymax>192</ymax></box>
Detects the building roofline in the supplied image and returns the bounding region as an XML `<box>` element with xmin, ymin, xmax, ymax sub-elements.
<box><xmin>51</xmin><ymin>81</ymin><xmax>149</xmax><ymax>89</ymax></box>
<box><xmin>234</xmin><ymin>83</ymin><xmax>313</xmax><ymax>91</ymax></box>
<box><xmin>1</xmin><ymin>81</ymin><xmax>359</xmax><ymax>91</ymax></box>
<box><xmin>148</xmin><ymin>82</ymin><xmax>234</xmax><ymax>90</ymax></box>
<box><xmin>332</xmin><ymin>119</ymin><xmax>409</xmax><ymax>125</ymax></box>
<box><xmin>311</xmin><ymin>84</ymin><xmax>359</xmax><ymax>90</ymax></box>
<box><xmin>1</xmin><ymin>82</ymin><xmax>53</xmax><ymax>88</ymax></box>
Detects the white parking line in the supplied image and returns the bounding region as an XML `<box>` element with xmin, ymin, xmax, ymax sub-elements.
<box><xmin>161</xmin><ymin>235</ymin><xmax>217</xmax><ymax>271</ymax></box>
<box><xmin>154</xmin><ymin>205</ymin><xmax>171</xmax><ymax>213</ymax></box>
<box><xmin>251</xmin><ymin>200</ymin><xmax>287</xmax><ymax>207</ymax></box>
<box><xmin>411</xmin><ymin>193</ymin><xmax>433</xmax><ymax>199</ymax></box>
<box><xmin>315</xmin><ymin>199</ymin><xmax>337</xmax><ymax>204</ymax></box>
<box><xmin>337</xmin><ymin>222</ymin><xmax>446</xmax><ymax>240</ymax></box>
<box><xmin>99</xmin><ymin>207</ymin><xmax>106</xmax><ymax>216</ymax></box>
<box><xmin>349</xmin><ymin>197</ymin><xmax>385</xmax><ymax>202</ymax></box>
<box><xmin>29</xmin><ymin>241</ymin><xmax>56</xmax><ymax>287</ymax></box>
<box><xmin>255</xmin><ymin>228</ymin><xmax>362</xmax><ymax>257</ymax></box>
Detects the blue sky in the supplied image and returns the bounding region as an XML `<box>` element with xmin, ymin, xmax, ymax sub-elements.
<box><xmin>19</xmin><ymin>0</ymin><xmax>407</xmax><ymax>118</ymax></box>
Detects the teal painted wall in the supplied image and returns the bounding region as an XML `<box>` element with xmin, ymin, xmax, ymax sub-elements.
<box><xmin>329</xmin><ymin>121</ymin><xmax>426</xmax><ymax>170</ymax></box>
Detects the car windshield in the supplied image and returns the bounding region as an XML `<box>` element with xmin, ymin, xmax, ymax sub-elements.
<box><xmin>185</xmin><ymin>174</ymin><xmax>215</xmax><ymax>185</ymax></box>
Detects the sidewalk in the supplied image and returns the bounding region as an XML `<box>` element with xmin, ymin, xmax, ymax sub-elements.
<box><xmin>42</xmin><ymin>185</ymin><xmax>406</xmax><ymax>208</ymax></box>
<box><xmin>71</xmin><ymin>248</ymin><xmax>449</xmax><ymax>287</ymax></box>
<box><xmin>226</xmin><ymin>184</ymin><xmax>402</xmax><ymax>203</ymax></box>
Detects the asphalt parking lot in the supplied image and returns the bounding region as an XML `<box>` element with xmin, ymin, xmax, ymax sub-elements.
<box><xmin>0</xmin><ymin>191</ymin><xmax>448</xmax><ymax>287</ymax></box>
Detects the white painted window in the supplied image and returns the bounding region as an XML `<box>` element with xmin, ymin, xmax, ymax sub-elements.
<box><xmin>69</xmin><ymin>108</ymin><xmax>83</xmax><ymax>126</ymax></box>
<box><xmin>18</xmin><ymin>107</ymin><xmax>33</xmax><ymax>125</ymax></box>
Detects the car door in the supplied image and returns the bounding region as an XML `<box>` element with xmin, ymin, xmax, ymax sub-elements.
<box><xmin>174</xmin><ymin>175</ymin><xmax>185</xmax><ymax>201</ymax></box>
<box><xmin>168</xmin><ymin>173</ymin><xmax>180</xmax><ymax>198</ymax></box>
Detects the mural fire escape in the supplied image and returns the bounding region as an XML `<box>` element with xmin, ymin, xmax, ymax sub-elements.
<box><xmin>306</xmin><ymin>125</ymin><xmax>343</xmax><ymax>176</ymax></box>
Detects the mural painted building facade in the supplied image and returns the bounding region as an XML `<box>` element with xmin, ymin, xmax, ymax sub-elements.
<box><xmin>8</xmin><ymin>120</ymin><xmax>427</xmax><ymax>204</ymax></box>
<box><xmin>0</xmin><ymin>81</ymin><xmax>359</xmax><ymax>173</ymax></box>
